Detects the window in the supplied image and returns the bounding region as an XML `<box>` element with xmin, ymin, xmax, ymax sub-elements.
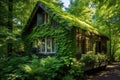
<box><xmin>96</xmin><ymin>41</ymin><xmax>102</xmax><ymax>53</ymax></box>
<box><xmin>37</xmin><ymin>13</ymin><xmax>42</xmax><ymax>25</ymax></box>
<box><xmin>76</xmin><ymin>29</ymin><xmax>82</xmax><ymax>53</ymax></box>
<box><xmin>42</xmin><ymin>12</ymin><xmax>48</xmax><ymax>24</ymax></box>
<box><xmin>39</xmin><ymin>38</ymin><xmax>56</xmax><ymax>54</ymax></box>
<box><xmin>37</xmin><ymin>12</ymin><xmax>49</xmax><ymax>25</ymax></box>
<box><xmin>86</xmin><ymin>37</ymin><xmax>93</xmax><ymax>52</ymax></box>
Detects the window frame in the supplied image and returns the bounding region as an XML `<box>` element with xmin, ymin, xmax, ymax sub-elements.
<box><xmin>37</xmin><ymin>12</ymin><xmax>49</xmax><ymax>25</ymax></box>
<box><xmin>39</xmin><ymin>38</ymin><xmax>56</xmax><ymax>54</ymax></box>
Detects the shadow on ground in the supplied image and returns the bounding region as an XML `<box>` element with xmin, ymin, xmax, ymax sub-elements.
<box><xmin>86</xmin><ymin>62</ymin><xmax>120</xmax><ymax>80</ymax></box>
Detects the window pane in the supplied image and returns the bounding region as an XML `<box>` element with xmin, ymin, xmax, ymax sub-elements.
<box><xmin>52</xmin><ymin>38</ymin><xmax>55</xmax><ymax>52</ymax></box>
<box><xmin>42</xmin><ymin>13</ymin><xmax>48</xmax><ymax>24</ymax></box>
<box><xmin>41</xmin><ymin>39</ymin><xmax>45</xmax><ymax>52</ymax></box>
<box><xmin>47</xmin><ymin>38</ymin><xmax>51</xmax><ymax>52</ymax></box>
<box><xmin>37</xmin><ymin>13</ymin><xmax>42</xmax><ymax>25</ymax></box>
<box><xmin>39</xmin><ymin>38</ymin><xmax>56</xmax><ymax>54</ymax></box>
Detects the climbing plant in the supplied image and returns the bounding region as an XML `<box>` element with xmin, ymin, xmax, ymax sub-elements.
<box><xmin>22</xmin><ymin>0</ymin><xmax>103</xmax><ymax>57</ymax></box>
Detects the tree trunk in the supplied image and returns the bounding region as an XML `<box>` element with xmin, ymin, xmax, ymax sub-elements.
<box><xmin>108</xmin><ymin>22</ymin><xmax>113</xmax><ymax>61</ymax></box>
<box><xmin>7</xmin><ymin>0</ymin><xmax>13</xmax><ymax>54</ymax></box>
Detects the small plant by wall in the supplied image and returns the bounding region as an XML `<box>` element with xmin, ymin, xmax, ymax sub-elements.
<box><xmin>80</xmin><ymin>52</ymin><xmax>108</xmax><ymax>70</ymax></box>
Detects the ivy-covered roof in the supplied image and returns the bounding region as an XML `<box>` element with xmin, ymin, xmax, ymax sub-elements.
<box><xmin>37</xmin><ymin>0</ymin><xmax>99</xmax><ymax>34</ymax></box>
<box><xmin>22</xmin><ymin>0</ymin><xmax>109</xmax><ymax>40</ymax></box>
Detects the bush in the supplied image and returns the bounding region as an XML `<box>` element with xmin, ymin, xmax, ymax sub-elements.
<box><xmin>59</xmin><ymin>56</ymin><xmax>84</xmax><ymax>79</ymax></box>
<box><xmin>96</xmin><ymin>53</ymin><xmax>108</xmax><ymax>63</ymax></box>
<box><xmin>0</xmin><ymin>55</ymin><xmax>84</xmax><ymax>80</ymax></box>
<box><xmin>80</xmin><ymin>52</ymin><xmax>96</xmax><ymax>66</ymax></box>
<box><xmin>20</xmin><ymin>56</ymin><xmax>62</xmax><ymax>80</ymax></box>
<box><xmin>21</xmin><ymin>56</ymin><xmax>84</xmax><ymax>80</ymax></box>
<box><xmin>80</xmin><ymin>52</ymin><xmax>108</xmax><ymax>69</ymax></box>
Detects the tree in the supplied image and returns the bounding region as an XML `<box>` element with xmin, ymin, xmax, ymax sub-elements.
<box><xmin>0</xmin><ymin>0</ymin><xmax>30</xmax><ymax>54</ymax></box>
<box><xmin>0</xmin><ymin>0</ymin><xmax>8</xmax><ymax>27</ymax></box>
<box><xmin>67</xmin><ymin>0</ymin><xmax>93</xmax><ymax>23</ymax></box>
<box><xmin>7</xmin><ymin>0</ymin><xmax>13</xmax><ymax>54</ymax></box>
<box><xmin>44</xmin><ymin>0</ymin><xmax>63</xmax><ymax>8</ymax></box>
<box><xmin>91</xmin><ymin>0</ymin><xmax>120</xmax><ymax>61</ymax></box>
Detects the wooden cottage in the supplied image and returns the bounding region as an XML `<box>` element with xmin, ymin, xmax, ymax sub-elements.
<box><xmin>22</xmin><ymin>1</ymin><xmax>108</xmax><ymax>58</ymax></box>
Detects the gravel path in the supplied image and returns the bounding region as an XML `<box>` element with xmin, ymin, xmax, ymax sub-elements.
<box><xmin>86</xmin><ymin>62</ymin><xmax>120</xmax><ymax>80</ymax></box>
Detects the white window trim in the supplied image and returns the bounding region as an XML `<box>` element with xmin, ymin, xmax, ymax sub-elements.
<box><xmin>39</xmin><ymin>38</ymin><xmax>56</xmax><ymax>54</ymax></box>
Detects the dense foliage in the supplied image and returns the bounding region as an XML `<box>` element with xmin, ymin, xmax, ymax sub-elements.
<box><xmin>0</xmin><ymin>0</ymin><xmax>120</xmax><ymax>80</ymax></box>
<box><xmin>25</xmin><ymin>23</ymin><xmax>76</xmax><ymax>56</ymax></box>
<box><xmin>22</xmin><ymin>0</ymin><xmax>104</xmax><ymax>56</ymax></box>
<box><xmin>81</xmin><ymin>52</ymin><xmax>108</xmax><ymax>70</ymax></box>
<box><xmin>0</xmin><ymin>53</ymin><xmax>108</xmax><ymax>80</ymax></box>
<box><xmin>0</xmin><ymin>55</ymin><xmax>84</xmax><ymax>80</ymax></box>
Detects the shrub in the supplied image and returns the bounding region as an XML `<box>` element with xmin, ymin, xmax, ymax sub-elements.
<box><xmin>80</xmin><ymin>52</ymin><xmax>108</xmax><ymax>69</ymax></box>
<box><xmin>59</xmin><ymin>56</ymin><xmax>84</xmax><ymax>79</ymax></box>
<box><xmin>21</xmin><ymin>56</ymin><xmax>84</xmax><ymax>80</ymax></box>
<box><xmin>96</xmin><ymin>53</ymin><xmax>107</xmax><ymax>63</ymax></box>
<box><xmin>80</xmin><ymin>53</ymin><xmax>96</xmax><ymax>66</ymax></box>
<box><xmin>0</xmin><ymin>55</ymin><xmax>84</xmax><ymax>80</ymax></box>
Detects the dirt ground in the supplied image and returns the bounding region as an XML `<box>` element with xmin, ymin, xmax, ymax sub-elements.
<box><xmin>86</xmin><ymin>62</ymin><xmax>120</xmax><ymax>80</ymax></box>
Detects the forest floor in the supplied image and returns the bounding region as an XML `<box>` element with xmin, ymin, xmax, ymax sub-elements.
<box><xmin>86</xmin><ymin>62</ymin><xmax>120</xmax><ymax>80</ymax></box>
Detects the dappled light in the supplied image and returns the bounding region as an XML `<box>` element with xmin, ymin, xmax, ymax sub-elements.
<box><xmin>0</xmin><ymin>0</ymin><xmax>120</xmax><ymax>80</ymax></box>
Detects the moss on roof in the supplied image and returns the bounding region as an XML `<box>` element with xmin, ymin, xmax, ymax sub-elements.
<box><xmin>38</xmin><ymin>0</ymin><xmax>99</xmax><ymax>35</ymax></box>
<box><xmin>23</xmin><ymin>0</ymin><xmax>109</xmax><ymax>41</ymax></box>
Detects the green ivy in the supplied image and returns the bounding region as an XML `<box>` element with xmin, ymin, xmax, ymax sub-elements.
<box><xmin>22</xmin><ymin>0</ymin><xmax>107</xmax><ymax>56</ymax></box>
<box><xmin>24</xmin><ymin>22</ymin><xmax>76</xmax><ymax>57</ymax></box>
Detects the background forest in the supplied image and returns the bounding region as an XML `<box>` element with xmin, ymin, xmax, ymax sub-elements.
<box><xmin>0</xmin><ymin>0</ymin><xmax>120</xmax><ymax>80</ymax></box>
